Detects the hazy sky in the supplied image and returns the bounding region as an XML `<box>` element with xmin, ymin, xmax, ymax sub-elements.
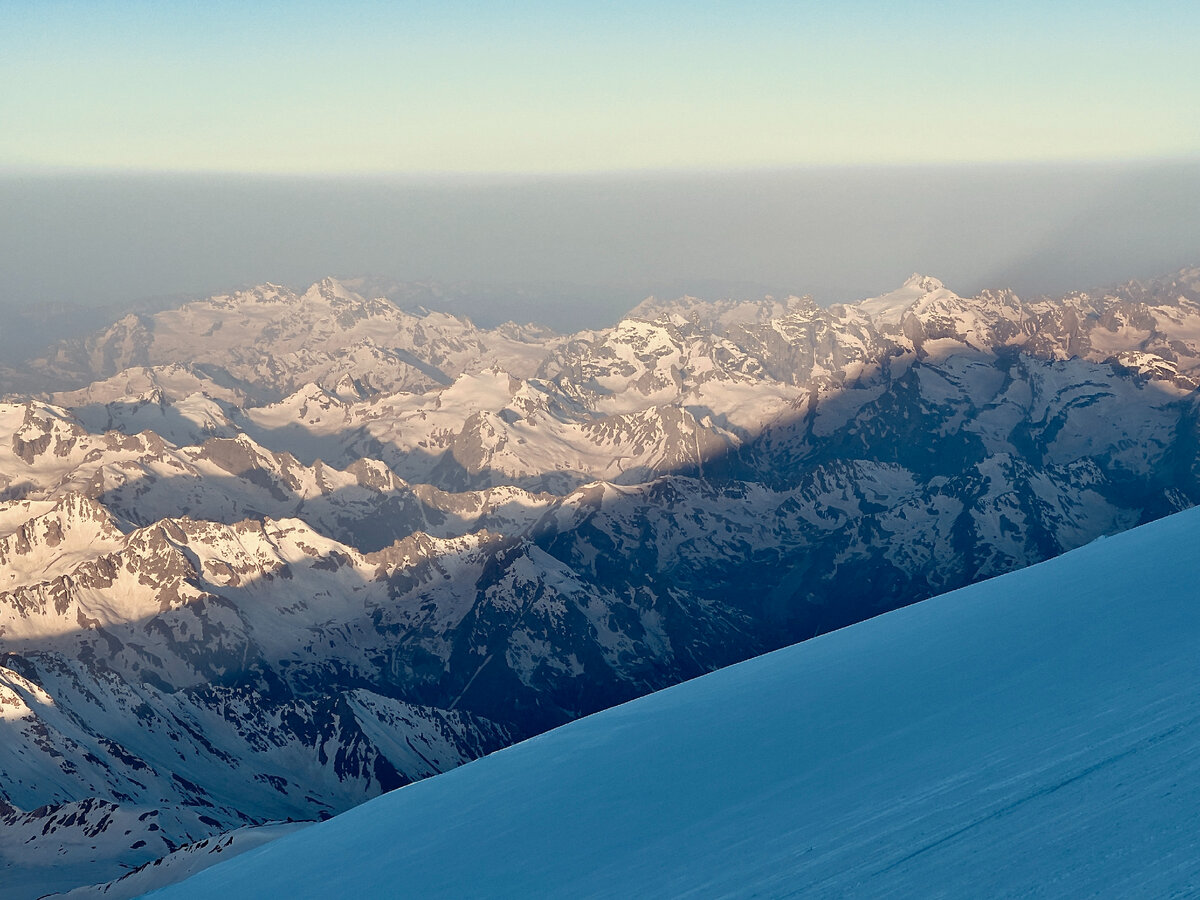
<box><xmin>1</xmin><ymin>3</ymin><xmax>1198</xmax><ymax>336</ymax></box>
<box><xmin>4</xmin><ymin>1</ymin><xmax>1199</xmax><ymax>174</ymax></box>
<box><xmin>3</xmin><ymin>163</ymin><xmax>1198</xmax><ymax>332</ymax></box>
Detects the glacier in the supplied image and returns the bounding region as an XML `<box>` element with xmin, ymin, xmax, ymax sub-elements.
<box><xmin>147</xmin><ymin>503</ymin><xmax>1200</xmax><ymax>898</ymax></box>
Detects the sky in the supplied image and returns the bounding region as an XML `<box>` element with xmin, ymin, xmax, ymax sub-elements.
<box><xmin>3</xmin><ymin>162</ymin><xmax>1198</xmax><ymax>333</ymax></box>
<box><xmin>0</xmin><ymin>2</ymin><xmax>1198</xmax><ymax>334</ymax></box>
<box><xmin>3</xmin><ymin>1</ymin><xmax>1199</xmax><ymax>174</ymax></box>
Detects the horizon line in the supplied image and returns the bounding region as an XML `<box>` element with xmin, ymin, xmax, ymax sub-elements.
<box><xmin>4</xmin><ymin>153</ymin><xmax>1200</xmax><ymax>183</ymax></box>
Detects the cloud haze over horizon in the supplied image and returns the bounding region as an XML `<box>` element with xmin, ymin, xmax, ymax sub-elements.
<box><xmin>2</xmin><ymin>162</ymin><xmax>1198</xmax><ymax>333</ymax></box>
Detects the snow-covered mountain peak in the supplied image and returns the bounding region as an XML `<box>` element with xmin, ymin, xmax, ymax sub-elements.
<box><xmin>304</xmin><ymin>276</ymin><xmax>362</xmax><ymax>305</ymax></box>
<box><xmin>903</xmin><ymin>272</ymin><xmax>945</xmax><ymax>292</ymax></box>
<box><xmin>0</xmin><ymin>493</ymin><xmax>125</xmax><ymax>591</ymax></box>
<box><xmin>855</xmin><ymin>273</ymin><xmax>957</xmax><ymax>326</ymax></box>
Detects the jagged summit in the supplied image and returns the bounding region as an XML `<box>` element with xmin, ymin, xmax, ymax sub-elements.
<box><xmin>853</xmin><ymin>272</ymin><xmax>958</xmax><ymax>325</ymax></box>
<box><xmin>903</xmin><ymin>272</ymin><xmax>945</xmax><ymax>291</ymax></box>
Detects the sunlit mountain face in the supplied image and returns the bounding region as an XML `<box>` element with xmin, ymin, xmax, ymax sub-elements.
<box><xmin>2</xmin><ymin>265</ymin><xmax>1200</xmax><ymax>896</ymax></box>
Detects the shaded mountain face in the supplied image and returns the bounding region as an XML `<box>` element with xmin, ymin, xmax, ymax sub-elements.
<box><xmin>148</xmin><ymin>502</ymin><xmax>1200</xmax><ymax>900</ymax></box>
<box><xmin>2</xmin><ymin>268</ymin><xmax>1200</xmax><ymax>894</ymax></box>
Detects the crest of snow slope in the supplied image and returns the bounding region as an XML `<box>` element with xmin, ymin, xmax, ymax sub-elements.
<box><xmin>153</xmin><ymin>504</ymin><xmax>1200</xmax><ymax>899</ymax></box>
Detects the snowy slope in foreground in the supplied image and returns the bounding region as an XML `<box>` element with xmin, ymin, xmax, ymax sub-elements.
<box><xmin>150</xmin><ymin>506</ymin><xmax>1200</xmax><ymax>899</ymax></box>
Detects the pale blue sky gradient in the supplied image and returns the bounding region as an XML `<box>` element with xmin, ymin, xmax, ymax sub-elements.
<box><xmin>4</xmin><ymin>1</ymin><xmax>1199</xmax><ymax>173</ymax></box>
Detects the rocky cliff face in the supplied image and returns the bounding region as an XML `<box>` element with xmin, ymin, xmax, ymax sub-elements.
<box><xmin>3</xmin><ymin>270</ymin><xmax>1200</xmax><ymax>894</ymax></box>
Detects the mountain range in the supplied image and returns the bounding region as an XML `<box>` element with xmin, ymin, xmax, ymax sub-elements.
<box><xmin>2</xmin><ymin>266</ymin><xmax>1199</xmax><ymax>896</ymax></box>
<box><xmin>146</xmin><ymin>497</ymin><xmax>1200</xmax><ymax>898</ymax></box>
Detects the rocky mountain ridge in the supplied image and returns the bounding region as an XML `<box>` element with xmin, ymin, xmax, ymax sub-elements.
<box><xmin>2</xmin><ymin>268</ymin><xmax>1200</xmax><ymax>896</ymax></box>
